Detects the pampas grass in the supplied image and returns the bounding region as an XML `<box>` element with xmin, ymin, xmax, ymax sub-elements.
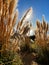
<box><xmin>0</xmin><ymin>0</ymin><xmax>18</xmax><ymax>48</ymax></box>
<box><xmin>0</xmin><ymin>0</ymin><xmax>20</xmax><ymax>65</ymax></box>
<box><xmin>35</xmin><ymin>18</ymin><xmax>49</xmax><ymax>47</ymax></box>
<box><xmin>16</xmin><ymin>8</ymin><xmax>32</xmax><ymax>35</ymax></box>
<box><xmin>0</xmin><ymin>0</ymin><xmax>33</xmax><ymax>64</ymax></box>
<box><xmin>1</xmin><ymin>0</ymin><xmax>49</xmax><ymax>65</ymax></box>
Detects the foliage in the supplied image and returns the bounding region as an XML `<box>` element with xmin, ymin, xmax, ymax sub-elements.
<box><xmin>0</xmin><ymin>52</ymin><xmax>23</xmax><ymax>65</ymax></box>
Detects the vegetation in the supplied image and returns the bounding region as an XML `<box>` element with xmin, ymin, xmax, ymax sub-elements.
<box><xmin>0</xmin><ymin>0</ymin><xmax>49</xmax><ymax>65</ymax></box>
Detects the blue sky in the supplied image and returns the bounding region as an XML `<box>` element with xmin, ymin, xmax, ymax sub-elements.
<box><xmin>18</xmin><ymin>0</ymin><xmax>49</xmax><ymax>25</ymax></box>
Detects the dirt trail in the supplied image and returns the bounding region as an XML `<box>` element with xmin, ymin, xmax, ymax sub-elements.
<box><xmin>20</xmin><ymin>52</ymin><xmax>39</xmax><ymax>65</ymax></box>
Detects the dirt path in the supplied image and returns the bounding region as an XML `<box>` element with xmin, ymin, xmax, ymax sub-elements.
<box><xmin>20</xmin><ymin>52</ymin><xmax>39</xmax><ymax>65</ymax></box>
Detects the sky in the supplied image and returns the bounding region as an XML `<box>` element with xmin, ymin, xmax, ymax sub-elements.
<box><xmin>18</xmin><ymin>0</ymin><xmax>49</xmax><ymax>26</ymax></box>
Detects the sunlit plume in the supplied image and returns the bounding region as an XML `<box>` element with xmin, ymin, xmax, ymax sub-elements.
<box><xmin>20</xmin><ymin>7</ymin><xmax>33</xmax><ymax>29</ymax></box>
<box><xmin>24</xmin><ymin>7</ymin><xmax>33</xmax><ymax>22</ymax></box>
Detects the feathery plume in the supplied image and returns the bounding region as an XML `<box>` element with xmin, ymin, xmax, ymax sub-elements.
<box><xmin>0</xmin><ymin>0</ymin><xmax>18</xmax><ymax>54</ymax></box>
<box><xmin>16</xmin><ymin>7</ymin><xmax>33</xmax><ymax>35</ymax></box>
<box><xmin>35</xmin><ymin>18</ymin><xmax>49</xmax><ymax>47</ymax></box>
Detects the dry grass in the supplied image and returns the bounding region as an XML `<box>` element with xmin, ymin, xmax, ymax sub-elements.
<box><xmin>0</xmin><ymin>1</ymin><xmax>33</xmax><ymax>64</ymax></box>
<box><xmin>0</xmin><ymin>0</ymin><xmax>49</xmax><ymax>65</ymax></box>
<box><xmin>35</xmin><ymin>18</ymin><xmax>49</xmax><ymax>47</ymax></box>
<box><xmin>0</xmin><ymin>0</ymin><xmax>18</xmax><ymax>56</ymax></box>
